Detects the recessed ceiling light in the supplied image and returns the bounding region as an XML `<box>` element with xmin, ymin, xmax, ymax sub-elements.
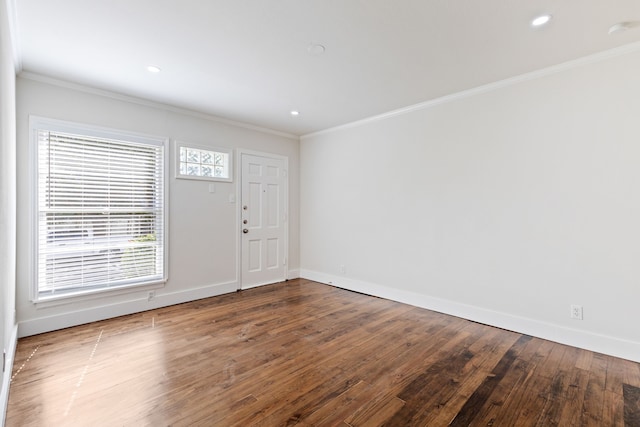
<box><xmin>290</xmin><ymin>110</ymin><xmax>300</xmax><ymax>117</ymax></box>
<box><xmin>146</xmin><ymin>65</ymin><xmax>161</xmax><ymax>73</ymax></box>
<box><xmin>531</xmin><ymin>14</ymin><xmax>552</xmax><ymax>27</ymax></box>
<box><xmin>307</xmin><ymin>43</ymin><xmax>326</xmax><ymax>56</ymax></box>
<box><xmin>608</xmin><ymin>21</ymin><xmax>640</xmax><ymax>35</ymax></box>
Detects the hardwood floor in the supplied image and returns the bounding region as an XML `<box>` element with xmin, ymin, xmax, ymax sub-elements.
<box><xmin>6</xmin><ymin>279</ymin><xmax>640</xmax><ymax>426</ymax></box>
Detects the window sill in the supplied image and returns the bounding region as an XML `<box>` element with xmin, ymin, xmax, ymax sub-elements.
<box><xmin>175</xmin><ymin>174</ymin><xmax>232</xmax><ymax>183</ymax></box>
<box><xmin>33</xmin><ymin>279</ymin><xmax>167</xmax><ymax>309</ymax></box>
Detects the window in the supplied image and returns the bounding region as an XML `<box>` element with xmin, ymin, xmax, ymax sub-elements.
<box><xmin>32</xmin><ymin>117</ymin><xmax>167</xmax><ymax>301</ymax></box>
<box><xmin>175</xmin><ymin>141</ymin><xmax>232</xmax><ymax>182</ymax></box>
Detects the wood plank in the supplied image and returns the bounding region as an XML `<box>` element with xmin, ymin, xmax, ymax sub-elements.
<box><xmin>5</xmin><ymin>279</ymin><xmax>640</xmax><ymax>427</ymax></box>
<box><xmin>464</xmin><ymin>336</ymin><xmax>545</xmax><ymax>426</ymax></box>
<box><xmin>554</xmin><ymin>366</ymin><xmax>590</xmax><ymax>426</ymax></box>
<box><xmin>483</xmin><ymin>339</ymin><xmax>556</xmax><ymax>426</ymax></box>
<box><xmin>581</xmin><ymin>353</ymin><xmax>607</xmax><ymax>426</ymax></box>
<box><xmin>623</xmin><ymin>383</ymin><xmax>640</xmax><ymax>427</ymax></box>
<box><xmin>344</xmin><ymin>393</ymin><xmax>406</xmax><ymax>427</ymax></box>
<box><xmin>602</xmin><ymin>389</ymin><xmax>625</xmax><ymax>427</ymax></box>
<box><xmin>423</xmin><ymin>328</ymin><xmax>521</xmax><ymax>425</ymax></box>
<box><xmin>532</xmin><ymin>346</ymin><xmax>583</xmax><ymax>426</ymax></box>
<box><xmin>383</xmin><ymin>324</ymin><xmax>516</xmax><ymax>425</ymax></box>
<box><xmin>449</xmin><ymin>335</ymin><xmax>532</xmax><ymax>426</ymax></box>
<box><xmin>605</xmin><ymin>353</ymin><xmax>627</xmax><ymax>394</ymax></box>
<box><xmin>301</xmin><ymin>380</ymin><xmax>373</xmax><ymax>425</ymax></box>
<box><xmin>623</xmin><ymin>359</ymin><xmax>640</xmax><ymax>388</ymax></box>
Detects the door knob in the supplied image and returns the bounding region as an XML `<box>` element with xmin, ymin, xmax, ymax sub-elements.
<box><xmin>242</xmin><ymin>229</ymin><xmax>249</xmax><ymax>234</ymax></box>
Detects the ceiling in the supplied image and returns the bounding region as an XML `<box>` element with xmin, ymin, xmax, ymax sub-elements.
<box><xmin>13</xmin><ymin>0</ymin><xmax>640</xmax><ymax>136</ymax></box>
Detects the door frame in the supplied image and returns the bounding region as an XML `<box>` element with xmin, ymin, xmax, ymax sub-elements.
<box><xmin>236</xmin><ymin>149</ymin><xmax>289</xmax><ymax>290</ymax></box>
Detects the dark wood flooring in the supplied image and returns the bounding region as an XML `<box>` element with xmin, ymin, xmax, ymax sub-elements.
<box><xmin>6</xmin><ymin>279</ymin><xmax>640</xmax><ymax>426</ymax></box>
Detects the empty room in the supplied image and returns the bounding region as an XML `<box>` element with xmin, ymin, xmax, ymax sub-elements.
<box><xmin>2</xmin><ymin>1</ymin><xmax>640</xmax><ymax>426</ymax></box>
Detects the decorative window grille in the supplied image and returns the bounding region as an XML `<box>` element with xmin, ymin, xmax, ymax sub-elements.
<box><xmin>176</xmin><ymin>142</ymin><xmax>232</xmax><ymax>182</ymax></box>
<box><xmin>33</xmin><ymin>117</ymin><xmax>167</xmax><ymax>301</ymax></box>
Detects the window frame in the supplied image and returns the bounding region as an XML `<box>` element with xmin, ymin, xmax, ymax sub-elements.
<box><xmin>30</xmin><ymin>116</ymin><xmax>169</xmax><ymax>303</ymax></box>
<box><xmin>174</xmin><ymin>140</ymin><xmax>233</xmax><ymax>182</ymax></box>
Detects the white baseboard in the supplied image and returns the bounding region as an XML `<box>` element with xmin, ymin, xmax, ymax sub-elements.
<box><xmin>287</xmin><ymin>269</ymin><xmax>300</xmax><ymax>280</ymax></box>
<box><xmin>18</xmin><ymin>281</ymin><xmax>238</xmax><ymax>338</ymax></box>
<box><xmin>241</xmin><ymin>271</ymin><xmax>300</xmax><ymax>290</ymax></box>
<box><xmin>300</xmin><ymin>269</ymin><xmax>640</xmax><ymax>363</ymax></box>
<box><xmin>1</xmin><ymin>324</ymin><xmax>18</xmax><ymax>427</ymax></box>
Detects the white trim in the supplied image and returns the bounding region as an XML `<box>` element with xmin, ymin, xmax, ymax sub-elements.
<box><xmin>0</xmin><ymin>324</ymin><xmax>18</xmax><ymax>427</ymax></box>
<box><xmin>240</xmin><ymin>280</ymin><xmax>282</xmax><ymax>290</ymax></box>
<box><xmin>33</xmin><ymin>281</ymin><xmax>165</xmax><ymax>309</ymax></box>
<box><xmin>236</xmin><ymin>149</ymin><xmax>289</xmax><ymax>290</ymax></box>
<box><xmin>287</xmin><ymin>269</ymin><xmax>300</xmax><ymax>280</ymax></box>
<box><xmin>301</xmin><ymin>40</ymin><xmax>640</xmax><ymax>140</ymax></box>
<box><xmin>28</xmin><ymin>116</ymin><xmax>37</xmax><ymax>302</ymax></box>
<box><xmin>18</xmin><ymin>281</ymin><xmax>238</xmax><ymax>338</ymax></box>
<box><xmin>18</xmin><ymin>72</ymin><xmax>299</xmax><ymax>140</ymax></box>
<box><xmin>28</xmin><ymin>116</ymin><xmax>170</xmax><ymax>303</ymax></box>
<box><xmin>30</xmin><ymin>115</ymin><xmax>170</xmax><ymax>147</ymax></box>
<box><xmin>4</xmin><ymin>0</ymin><xmax>21</xmax><ymax>72</ymax></box>
<box><xmin>162</xmin><ymin>134</ymin><xmax>171</xmax><ymax>286</ymax></box>
<box><xmin>300</xmin><ymin>269</ymin><xmax>640</xmax><ymax>363</ymax></box>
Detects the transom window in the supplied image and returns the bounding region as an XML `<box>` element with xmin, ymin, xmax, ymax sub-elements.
<box><xmin>175</xmin><ymin>142</ymin><xmax>232</xmax><ymax>182</ymax></box>
<box><xmin>31</xmin><ymin>117</ymin><xmax>167</xmax><ymax>301</ymax></box>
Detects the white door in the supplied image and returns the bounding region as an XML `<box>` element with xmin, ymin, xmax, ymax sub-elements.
<box><xmin>240</xmin><ymin>153</ymin><xmax>287</xmax><ymax>289</ymax></box>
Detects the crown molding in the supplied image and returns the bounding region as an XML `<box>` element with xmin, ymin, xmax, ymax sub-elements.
<box><xmin>18</xmin><ymin>71</ymin><xmax>299</xmax><ymax>140</ymax></box>
<box><xmin>301</xmin><ymin>40</ymin><xmax>640</xmax><ymax>140</ymax></box>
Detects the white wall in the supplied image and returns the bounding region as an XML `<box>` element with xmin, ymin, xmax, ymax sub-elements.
<box><xmin>0</xmin><ymin>0</ymin><xmax>18</xmax><ymax>422</ymax></box>
<box><xmin>300</xmin><ymin>46</ymin><xmax>640</xmax><ymax>362</ymax></box>
<box><xmin>15</xmin><ymin>76</ymin><xmax>300</xmax><ymax>336</ymax></box>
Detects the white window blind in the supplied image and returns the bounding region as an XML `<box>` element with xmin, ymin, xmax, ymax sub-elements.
<box><xmin>35</xmin><ymin>121</ymin><xmax>166</xmax><ymax>300</ymax></box>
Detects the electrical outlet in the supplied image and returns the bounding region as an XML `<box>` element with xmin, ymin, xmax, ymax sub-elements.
<box><xmin>339</xmin><ymin>265</ymin><xmax>346</xmax><ymax>274</ymax></box>
<box><xmin>148</xmin><ymin>291</ymin><xmax>156</xmax><ymax>301</ymax></box>
<box><xmin>570</xmin><ymin>304</ymin><xmax>583</xmax><ymax>320</ymax></box>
